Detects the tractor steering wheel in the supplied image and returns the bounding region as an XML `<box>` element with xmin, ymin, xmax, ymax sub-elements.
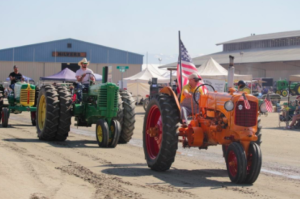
<box><xmin>193</xmin><ymin>84</ymin><xmax>216</xmax><ymax>105</ymax></box>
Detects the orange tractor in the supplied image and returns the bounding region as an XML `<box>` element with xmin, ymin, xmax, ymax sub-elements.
<box><xmin>143</xmin><ymin>57</ymin><xmax>265</xmax><ymax>184</ymax></box>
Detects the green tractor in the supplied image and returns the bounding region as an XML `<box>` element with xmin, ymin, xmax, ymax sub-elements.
<box><xmin>36</xmin><ymin>66</ymin><xmax>135</xmax><ymax>147</ymax></box>
<box><xmin>0</xmin><ymin>81</ymin><xmax>38</xmax><ymax>127</ymax></box>
<box><xmin>274</xmin><ymin>80</ymin><xmax>300</xmax><ymax>97</ymax></box>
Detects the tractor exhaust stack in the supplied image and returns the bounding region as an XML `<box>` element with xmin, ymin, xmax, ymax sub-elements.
<box><xmin>227</xmin><ymin>55</ymin><xmax>235</xmax><ymax>90</ymax></box>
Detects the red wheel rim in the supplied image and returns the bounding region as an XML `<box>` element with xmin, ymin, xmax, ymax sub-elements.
<box><xmin>227</xmin><ymin>150</ymin><xmax>238</xmax><ymax>177</ymax></box>
<box><xmin>145</xmin><ymin>105</ymin><xmax>162</xmax><ymax>159</ymax></box>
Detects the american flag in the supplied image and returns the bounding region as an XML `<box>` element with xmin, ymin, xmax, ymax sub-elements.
<box><xmin>240</xmin><ymin>93</ymin><xmax>251</xmax><ymax>109</ymax></box>
<box><xmin>264</xmin><ymin>94</ymin><xmax>273</xmax><ymax>112</ymax></box>
<box><xmin>177</xmin><ymin>39</ymin><xmax>207</xmax><ymax>94</ymax></box>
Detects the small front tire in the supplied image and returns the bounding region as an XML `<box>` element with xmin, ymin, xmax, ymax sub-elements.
<box><xmin>96</xmin><ymin>119</ymin><xmax>110</xmax><ymax>148</ymax></box>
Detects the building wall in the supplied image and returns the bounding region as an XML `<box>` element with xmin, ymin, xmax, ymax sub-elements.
<box><xmin>0</xmin><ymin>61</ymin><xmax>141</xmax><ymax>84</ymax></box>
<box><xmin>221</xmin><ymin>61</ymin><xmax>300</xmax><ymax>81</ymax></box>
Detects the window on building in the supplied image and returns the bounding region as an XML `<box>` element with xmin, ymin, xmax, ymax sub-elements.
<box><xmin>67</xmin><ymin>43</ymin><xmax>72</xmax><ymax>48</ymax></box>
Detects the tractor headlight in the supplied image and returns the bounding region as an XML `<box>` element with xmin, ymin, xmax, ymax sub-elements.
<box><xmin>224</xmin><ymin>100</ymin><xmax>234</xmax><ymax>111</ymax></box>
<box><xmin>260</xmin><ymin>102</ymin><xmax>268</xmax><ymax>113</ymax></box>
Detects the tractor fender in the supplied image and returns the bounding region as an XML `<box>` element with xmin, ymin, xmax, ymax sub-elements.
<box><xmin>159</xmin><ymin>86</ymin><xmax>181</xmax><ymax>113</ymax></box>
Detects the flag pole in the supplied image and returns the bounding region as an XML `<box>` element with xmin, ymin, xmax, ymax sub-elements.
<box><xmin>179</xmin><ymin>31</ymin><xmax>183</xmax><ymax>91</ymax></box>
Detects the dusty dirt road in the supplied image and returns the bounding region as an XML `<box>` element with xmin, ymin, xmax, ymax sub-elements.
<box><xmin>0</xmin><ymin>106</ymin><xmax>299</xmax><ymax>199</ymax></box>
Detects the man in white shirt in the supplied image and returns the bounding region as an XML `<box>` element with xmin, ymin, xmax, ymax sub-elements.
<box><xmin>75</xmin><ymin>58</ymin><xmax>95</xmax><ymax>101</ymax></box>
<box><xmin>75</xmin><ymin>58</ymin><xmax>95</xmax><ymax>85</ymax></box>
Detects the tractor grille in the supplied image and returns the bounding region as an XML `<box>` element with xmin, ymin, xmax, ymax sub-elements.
<box><xmin>235</xmin><ymin>101</ymin><xmax>257</xmax><ymax>127</ymax></box>
<box><xmin>97</xmin><ymin>87</ymin><xmax>118</xmax><ymax>109</ymax></box>
<box><xmin>114</xmin><ymin>90</ymin><xmax>118</xmax><ymax>108</ymax></box>
<box><xmin>98</xmin><ymin>87</ymin><xmax>107</xmax><ymax>107</ymax></box>
<box><xmin>20</xmin><ymin>89</ymin><xmax>35</xmax><ymax>105</ymax></box>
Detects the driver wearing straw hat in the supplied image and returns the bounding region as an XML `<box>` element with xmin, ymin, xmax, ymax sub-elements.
<box><xmin>75</xmin><ymin>58</ymin><xmax>95</xmax><ymax>102</ymax></box>
<box><xmin>180</xmin><ymin>72</ymin><xmax>204</xmax><ymax>126</ymax></box>
<box><xmin>75</xmin><ymin>58</ymin><xmax>95</xmax><ymax>85</ymax></box>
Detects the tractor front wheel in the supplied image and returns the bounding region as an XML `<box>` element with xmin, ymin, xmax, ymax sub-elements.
<box><xmin>276</xmin><ymin>90</ymin><xmax>281</xmax><ymax>95</ymax></box>
<box><xmin>143</xmin><ymin>93</ymin><xmax>180</xmax><ymax>171</ymax></box>
<box><xmin>109</xmin><ymin>120</ymin><xmax>121</xmax><ymax>148</ymax></box>
<box><xmin>225</xmin><ymin>142</ymin><xmax>247</xmax><ymax>183</ymax></box>
<box><xmin>96</xmin><ymin>119</ymin><xmax>110</xmax><ymax>147</ymax></box>
<box><xmin>244</xmin><ymin>143</ymin><xmax>262</xmax><ymax>184</ymax></box>
<box><xmin>31</xmin><ymin>112</ymin><xmax>36</xmax><ymax>126</ymax></box>
<box><xmin>281</xmin><ymin>89</ymin><xmax>288</xmax><ymax>97</ymax></box>
<box><xmin>1</xmin><ymin>107</ymin><xmax>9</xmax><ymax>127</ymax></box>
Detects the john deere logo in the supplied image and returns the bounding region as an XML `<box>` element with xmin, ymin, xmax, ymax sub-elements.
<box><xmin>238</xmin><ymin>104</ymin><xmax>243</xmax><ymax>110</ymax></box>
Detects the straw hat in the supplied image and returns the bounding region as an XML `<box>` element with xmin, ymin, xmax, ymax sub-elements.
<box><xmin>78</xmin><ymin>58</ymin><xmax>90</xmax><ymax>67</ymax></box>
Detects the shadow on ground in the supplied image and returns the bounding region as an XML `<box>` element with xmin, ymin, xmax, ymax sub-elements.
<box><xmin>3</xmin><ymin>138</ymin><xmax>101</xmax><ymax>148</ymax></box>
<box><xmin>100</xmin><ymin>163</ymin><xmax>251</xmax><ymax>189</ymax></box>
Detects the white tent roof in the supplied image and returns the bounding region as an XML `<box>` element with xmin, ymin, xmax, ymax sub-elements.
<box><xmin>289</xmin><ymin>74</ymin><xmax>300</xmax><ymax>82</ymax></box>
<box><xmin>124</xmin><ymin>66</ymin><xmax>170</xmax><ymax>83</ymax></box>
<box><xmin>197</xmin><ymin>57</ymin><xmax>252</xmax><ymax>80</ymax></box>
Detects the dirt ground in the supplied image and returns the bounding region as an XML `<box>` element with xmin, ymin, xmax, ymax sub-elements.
<box><xmin>0</xmin><ymin>105</ymin><xmax>299</xmax><ymax>199</ymax></box>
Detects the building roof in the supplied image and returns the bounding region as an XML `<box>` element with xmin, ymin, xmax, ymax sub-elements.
<box><xmin>159</xmin><ymin>45</ymin><xmax>300</xmax><ymax>69</ymax></box>
<box><xmin>0</xmin><ymin>38</ymin><xmax>143</xmax><ymax>64</ymax></box>
<box><xmin>216</xmin><ymin>30</ymin><xmax>300</xmax><ymax>45</ymax></box>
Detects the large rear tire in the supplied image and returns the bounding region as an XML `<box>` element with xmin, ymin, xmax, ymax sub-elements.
<box><xmin>244</xmin><ymin>143</ymin><xmax>262</xmax><ymax>184</ymax></box>
<box><xmin>1</xmin><ymin>107</ymin><xmax>9</xmax><ymax>127</ymax></box>
<box><xmin>295</xmin><ymin>84</ymin><xmax>300</xmax><ymax>95</ymax></box>
<box><xmin>36</xmin><ymin>85</ymin><xmax>60</xmax><ymax>140</ymax></box>
<box><xmin>225</xmin><ymin>142</ymin><xmax>247</xmax><ymax>183</ymax></box>
<box><xmin>119</xmin><ymin>90</ymin><xmax>136</xmax><ymax>143</ymax></box>
<box><xmin>55</xmin><ymin>86</ymin><xmax>72</xmax><ymax>141</ymax></box>
<box><xmin>143</xmin><ymin>93</ymin><xmax>180</xmax><ymax>171</ymax></box>
<box><xmin>113</xmin><ymin>93</ymin><xmax>124</xmax><ymax>129</ymax></box>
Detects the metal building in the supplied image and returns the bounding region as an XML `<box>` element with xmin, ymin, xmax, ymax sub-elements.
<box><xmin>0</xmin><ymin>38</ymin><xmax>143</xmax><ymax>83</ymax></box>
<box><xmin>161</xmin><ymin>30</ymin><xmax>300</xmax><ymax>80</ymax></box>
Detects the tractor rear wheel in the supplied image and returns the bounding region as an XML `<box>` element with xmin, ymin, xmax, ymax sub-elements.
<box><xmin>225</xmin><ymin>142</ymin><xmax>247</xmax><ymax>183</ymax></box>
<box><xmin>109</xmin><ymin>120</ymin><xmax>121</xmax><ymax>148</ymax></box>
<box><xmin>113</xmin><ymin>93</ymin><xmax>124</xmax><ymax>129</ymax></box>
<box><xmin>1</xmin><ymin>107</ymin><xmax>9</xmax><ymax>127</ymax></box>
<box><xmin>36</xmin><ymin>85</ymin><xmax>60</xmax><ymax>140</ymax></box>
<box><xmin>55</xmin><ymin>86</ymin><xmax>72</xmax><ymax>141</ymax></box>
<box><xmin>244</xmin><ymin>143</ymin><xmax>262</xmax><ymax>184</ymax></box>
<box><xmin>119</xmin><ymin>90</ymin><xmax>136</xmax><ymax>143</ymax></box>
<box><xmin>281</xmin><ymin>89</ymin><xmax>288</xmax><ymax>97</ymax></box>
<box><xmin>295</xmin><ymin>84</ymin><xmax>300</xmax><ymax>95</ymax></box>
<box><xmin>143</xmin><ymin>93</ymin><xmax>180</xmax><ymax>171</ymax></box>
<box><xmin>96</xmin><ymin>119</ymin><xmax>109</xmax><ymax>147</ymax></box>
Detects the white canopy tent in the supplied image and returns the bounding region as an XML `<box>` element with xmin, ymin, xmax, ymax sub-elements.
<box><xmin>124</xmin><ymin>66</ymin><xmax>170</xmax><ymax>102</ymax></box>
<box><xmin>197</xmin><ymin>57</ymin><xmax>252</xmax><ymax>81</ymax></box>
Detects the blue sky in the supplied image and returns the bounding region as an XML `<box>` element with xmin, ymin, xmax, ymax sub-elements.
<box><xmin>0</xmin><ymin>0</ymin><xmax>299</xmax><ymax>65</ymax></box>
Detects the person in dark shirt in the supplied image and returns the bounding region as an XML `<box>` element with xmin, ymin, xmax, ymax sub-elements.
<box><xmin>9</xmin><ymin>65</ymin><xmax>23</xmax><ymax>90</ymax></box>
